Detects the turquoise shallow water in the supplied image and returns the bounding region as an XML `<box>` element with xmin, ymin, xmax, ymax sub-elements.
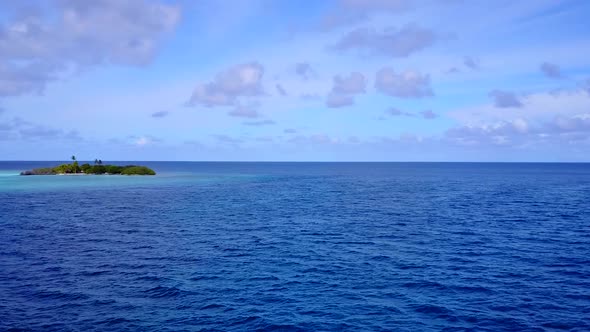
<box><xmin>1</xmin><ymin>162</ymin><xmax>590</xmax><ymax>331</ymax></box>
<box><xmin>0</xmin><ymin>162</ymin><xmax>253</xmax><ymax>192</ymax></box>
<box><xmin>0</xmin><ymin>171</ymin><xmax>160</xmax><ymax>192</ymax></box>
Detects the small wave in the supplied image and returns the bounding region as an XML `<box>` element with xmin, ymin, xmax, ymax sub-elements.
<box><xmin>489</xmin><ymin>305</ymin><xmax>517</xmax><ymax>312</ymax></box>
<box><xmin>258</xmin><ymin>324</ymin><xmax>305</xmax><ymax>332</ymax></box>
<box><xmin>370</xmin><ymin>255</ymin><xmax>391</xmax><ymax>261</ymax></box>
<box><xmin>190</xmin><ymin>275</ymin><xmax>219</xmax><ymax>281</ymax></box>
<box><xmin>283</xmin><ymin>281</ymin><xmax>302</xmax><ymax>286</ymax></box>
<box><xmin>34</xmin><ymin>290</ymin><xmax>89</xmax><ymax>301</ymax></box>
<box><xmin>403</xmin><ymin>281</ymin><xmax>448</xmax><ymax>291</ymax></box>
<box><xmin>200</xmin><ymin>303</ymin><xmax>225</xmax><ymax>310</ymax></box>
<box><xmin>131</xmin><ymin>245</ymin><xmax>154</xmax><ymax>249</ymax></box>
<box><xmin>413</xmin><ymin>304</ymin><xmax>453</xmax><ymax>315</ymax></box>
<box><xmin>135</xmin><ymin>275</ymin><xmax>168</xmax><ymax>282</ymax></box>
<box><xmin>450</xmin><ymin>285</ymin><xmax>494</xmax><ymax>294</ymax></box>
<box><xmin>542</xmin><ymin>321</ymin><xmax>583</xmax><ymax>330</ymax></box>
<box><xmin>142</xmin><ymin>286</ymin><xmax>186</xmax><ymax>298</ymax></box>
<box><xmin>564</xmin><ymin>293</ymin><xmax>590</xmax><ymax>300</ymax></box>
<box><xmin>223</xmin><ymin>253</ymin><xmax>252</xmax><ymax>258</ymax></box>
<box><xmin>92</xmin><ymin>299</ymin><xmax>116</xmax><ymax>306</ymax></box>
<box><xmin>42</xmin><ymin>266</ymin><xmax>62</xmax><ymax>272</ymax></box>
<box><xmin>228</xmin><ymin>315</ymin><xmax>263</xmax><ymax>327</ymax></box>
<box><xmin>96</xmin><ymin>317</ymin><xmax>134</xmax><ymax>326</ymax></box>
<box><xmin>397</xmin><ymin>263</ymin><xmax>426</xmax><ymax>270</ymax></box>
<box><xmin>301</xmin><ymin>268</ymin><xmax>337</xmax><ymax>275</ymax></box>
<box><xmin>248</xmin><ymin>276</ymin><xmax>279</xmax><ymax>281</ymax></box>
<box><xmin>79</xmin><ymin>270</ymin><xmax>110</xmax><ymax>277</ymax></box>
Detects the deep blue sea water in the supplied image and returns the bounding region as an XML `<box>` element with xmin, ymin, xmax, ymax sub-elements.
<box><xmin>1</xmin><ymin>162</ymin><xmax>589</xmax><ymax>331</ymax></box>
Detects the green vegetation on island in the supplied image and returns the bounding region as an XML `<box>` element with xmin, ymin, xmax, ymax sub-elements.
<box><xmin>20</xmin><ymin>156</ymin><xmax>156</xmax><ymax>176</ymax></box>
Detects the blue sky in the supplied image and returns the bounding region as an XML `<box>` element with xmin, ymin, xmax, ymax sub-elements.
<box><xmin>1</xmin><ymin>0</ymin><xmax>589</xmax><ymax>161</ymax></box>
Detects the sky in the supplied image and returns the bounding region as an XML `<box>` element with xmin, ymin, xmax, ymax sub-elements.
<box><xmin>1</xmin><ymin>0</ymin><xmax>589</xmax><ymax>161</ymax></box>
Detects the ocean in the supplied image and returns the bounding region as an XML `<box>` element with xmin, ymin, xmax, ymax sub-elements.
<box><xmin>1</xmin><ymin>161</ymin><xmax>589</xmax><ymax>331</ymax></box>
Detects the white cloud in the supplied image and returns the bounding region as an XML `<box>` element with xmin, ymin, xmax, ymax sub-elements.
<box><xmin>321</xmin><ymin>0</ymin><xmax>414</xmax><ymax>30</ymax></box>
<box><xmin>326</xmin><ymin>71</ymin><xmax>366</xmax><ymax>108</ymax></box>
<box><xmin>446</xmin><ymin>88</ymin><xmax>590</xmax><ymax>147</ymax></box>
<box><xmin>326</xmin><ymin>94</ymin><xmax>355</xmax><ymax>108</ymax></box>
<box><xmin>375</xmin><ymin>67</ymin><xmax>433</xmax><ymax>98</ymax></box>
<box><xmin>331</xmin><ymin>72</ymin><xmax>367</xmax><ymax>94</ymax></box>
<box><xmin>421</xmin><ymin>110</ymin><xmax>438</xmax><ymax>119</ymax></box>
<box><xmin>540</xmin><ymin>62</ymin><xmax>562</xmax><ymax>79</ymax></box>
<box><xmin>295</xmin><ymin>62</ymin><xmax>317</xmax><ymax>80</ymax></box>
<box><xmin>331</xmin><ymin>24</ymin><xmax>436</xmax><ymax>58</ymax></box>
<box><xmin>187</xmin><ymin>62</ymin><xmax>265</xmax><ymax>107</ymax></box>
<box><xmin>243</xmin><ymin>119</ymin><xmax>275</xmax><ymax>126</ymax></box>
<box><xmin>151</xmin><ymin>110</ymin><xmax>169</xmax><ymax>118</ymax></box>
<box><xmin>131</xmin><ymin>135</ymin><xmax>162</xmax><ymax>146</ymax></box>
<box><xmin>0</xmin><ymin>0</ymin><xmax>180</xmax><ymax>97</ymax></box>
<box><xmin>228</xmin><ymin>105</ymin><xmax>261</xmax><ymax>118</ymax></box>
<box><xmin>463</xmin><ymin>56</ymin><xmax>480</xmax><ymax>70</ymax></box>
<box><xmin>489</xmin><ymin>90</ymin><xmax>523</xmax><ymax>108</ymax></box>
<box><xmin>275</xmin><ymin>84</ymin><xmax>287</xmax><ymax>96</ymax></box>
<box><xmin>450</xmin><ymin>89</ymin><xmax>590</xmax><ymax>125</ymax></box>
<box><xmin>386</xmin><ymin>107</ymin><xmax>414</xmax><ymax>117</ymax></box>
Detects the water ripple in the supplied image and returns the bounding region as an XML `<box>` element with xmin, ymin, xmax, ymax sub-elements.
<box><xmin>1</xmin><ymin>162</ymin><xmax>590</xmax><ymax>331</ymax></box>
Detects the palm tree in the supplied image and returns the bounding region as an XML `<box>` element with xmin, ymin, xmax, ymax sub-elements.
<box><xmin>71</xmin><ymin>155</ymin><xmax>78</xmax><ymax>173</ymax></box>
<box><xmin>98</xmin><ymin>159</ymin><xmax>103</xmax><ymax>165</ymax></box>
<box><xmin>94</xmin><ymin>159</ymin><xmax>98</xmax><ymax>165</ymax></box>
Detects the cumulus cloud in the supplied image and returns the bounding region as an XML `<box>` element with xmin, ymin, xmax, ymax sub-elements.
<box><xmin>151</xmin><ymin>110</ymin><xmax>169</xmax><ymax>118</ymax></box>
<box><xmin>386</xmin><ymin>107</ymin><xmax>414</xmax><ymax>117</ymax></box>
<box><xmin>375</xmin><ymin>67</ymin><xmax>433</xmax><ymax>98</ymax></box>
<box><xmin>300</xmin><ymin>93</ymin><xmax>322</xmax><ymax>101</ymax></box>
<box><xmin>443</xmin><ymin>116</ymin><xmax>590</xmax><ymax>148</ymax></box>
<box><xmin>452</xmin><ymin>89</ymin><xmax>589</xmax><ymax>125</ymax></box>
<box><xmin>295</xmin><ymin>62</ymin><xmax>316</xmax><ymax>80</ymax></box>
<box><xmin>548</xmin><ymin>114</ymin><xmax>590</xmax><ymax>133</ymax></box>
<box><xmin>447</xmin><ymin>89</ymin><xmax>590</xmax><ymax>148</ymax></box>
<box><xmin>130</xmin><ymin>135</ymin><xmax>162</xmax><ymax>146</ymax></box>
<box><xmin>326</xmin><ymin>94</ymin><xmax>355</xmax><ymax>108</ymax></box>
<box><xmin>446</xmin><ymin>67</ymin><xmax>461</xmax><ymax>74</ymax></box>
<box><xmin>326</xmin><ymin>72</ymin><xmax>366</xmax><ymax>108</ymax></box>
<box><xmin>228</xmin><ymin>105</ymin><xmax>261</xmax><ymax>118</ymax></box>
<box><xmin>19</xmin><ymin>126</ymin><xmax>63</xmax><ymax>138</ymax></box>
<box><xmin>341</xmin><ymin>0</ymin><xmax>412</xmax><ymax>12</ymax></box>
<box><xmin>540</xmin><ymin>62</ymin><xmax>562</xmax><ymax>79</ymax></box>
<box><xmin>421</xmin><ymin>110</ymin><xmax>438</xmax><ymax>119</ymax></box>
<box><xmin>489</xmin><ymin>90</ymin><xmax>523</xmax><ymax>108</ymax></box>
<box><xmin>289</xmin><ymin>134</ymin><xmax>342</xmax><ymax>145</ymax></box>
<box><xmin>187</xmin><ymin>62</ymin><xmax>265</xmax><ymax>107</ymax></box>
<box><xmin>331</xmin><ymin>24</ymin><xmax>436</xmax><ymax>58</ymax></box>
<box><xmin>255</xmin><ymin>136</ymin><xmax>274</xmax><ymax>142</ymax></box>
<box><xmin>243</xmin><ymin>119</ymin><xmax>276</xmax><ymax>126</ymax></box>
<box><xmin>213</xmin><ymin>134</ymin><xmax>243</xmax><ymax>144</ymax></box>
<box><xmin>385</xmin><ymin>108</ymin><xmax>438</xmax><ymax>119</ymax></box>
<box><xmin>275</xmin><ymin>84</ymin><xmax>287</xmax><ymax>96</ymax></box>
<box><xmin>0</xmin><ymin>0</ymin><xmax>180</xmax><ymax>97</ymax></box>
<box><xmin>463</xmin><ymin>56</ymin><xmax>479</xmax><ymax>70</ymax></box>
<box><xmin>332</xmin><ymin>72</ymin><xmax>367</xmax><ymax>95</ymax></box>
<box><xmin>0</xmin><ymin>116</ymin><xmax>81</xmax><ymax>141</ymax></box>
<box><xmin>445</xmin><ymin>119</ymin><xmax>530</xmax><ymax>147</ymax></box>
<box><xmin>0</xmin><ymin>62</ymin><xmax>60</xmax><ymax>97</ymax></box>
<box><xmin>321</xmin><ymin>0</ymin><xmax>414</xmax><ymax>30</ymax></box>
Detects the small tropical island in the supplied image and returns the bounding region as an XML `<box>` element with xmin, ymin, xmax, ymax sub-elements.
<box><xmin>20</xmin><ymin>156</ymin><xmax>156</xmax><ymax>176</ymax></box>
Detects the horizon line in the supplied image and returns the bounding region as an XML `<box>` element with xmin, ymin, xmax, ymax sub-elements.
<box><xmin>1</xmin><ymin>160</ymin><xmax>590</xmax><ymax>164</ymax></box>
